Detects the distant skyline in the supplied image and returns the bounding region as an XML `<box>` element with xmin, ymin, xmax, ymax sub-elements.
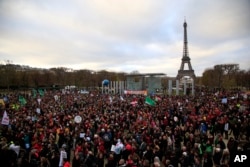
<box><xmin>0</xmin><ymin>0</ymin><xmax>249</xmax><ymax>77</ymax></box>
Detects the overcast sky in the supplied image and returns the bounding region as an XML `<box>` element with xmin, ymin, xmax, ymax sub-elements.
<box><xmin>0</xmin><ymin>0</ymin><xmax>249</xmax><ymax>77</ymax></box>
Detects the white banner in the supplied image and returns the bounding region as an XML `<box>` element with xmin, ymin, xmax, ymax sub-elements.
<box><xmin>1</xmin><ymin>111</ymin><xmax>9</xmax><ymax>125</ymax></box>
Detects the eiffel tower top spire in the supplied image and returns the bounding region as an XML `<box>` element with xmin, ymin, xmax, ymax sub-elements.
<box><xmin>176</xmin><ymin>20</ymin><xmax>195</xmax><ymax>80</ymax></box>
<box><xmin>183</xmin><ymin>20</ymin><xmax>189</xmax><ymax>58</ymax></box>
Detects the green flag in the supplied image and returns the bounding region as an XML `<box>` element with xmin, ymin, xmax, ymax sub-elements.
<box><xmin>19</xmin><ymin>96</ymin><xmax>27</xmax><ymax>106</ymax></box>
<box><xmin>32</xmin><ymin>89</ymin><xmax>37</xmax><ymax>98</ymax></box>
<box><xmin>38</xmin><ymin>88</ymin><xmax>44</xmax><ymax>96</ymax></box>
<box><xmin>145</xmin><ymin>96</ymin><xmax>156</xmax><ymax>106</ymax></box>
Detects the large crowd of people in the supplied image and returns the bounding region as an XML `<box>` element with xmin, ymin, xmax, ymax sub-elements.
<box><xmin>0</xmin><ymin>88</ymin><xmax>249</xmax><ymax>167</ymax></box>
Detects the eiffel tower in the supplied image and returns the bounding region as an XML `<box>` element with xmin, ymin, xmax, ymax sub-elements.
<box><xmin>176</xmin><ymin>20</ymin><xmax>195</xmax><ymax>80</ymax></box>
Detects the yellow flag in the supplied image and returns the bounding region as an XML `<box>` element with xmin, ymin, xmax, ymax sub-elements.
<box><xmin>0</xmin><ymin>99</ymin><xmax>5</xmax><ymax>107</ymax></box>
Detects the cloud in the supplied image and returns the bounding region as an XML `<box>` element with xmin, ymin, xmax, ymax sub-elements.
<box><xmin>0</xmin><ymin>0</ymin><xmax>249</xmax><ymax>77</ymax></box>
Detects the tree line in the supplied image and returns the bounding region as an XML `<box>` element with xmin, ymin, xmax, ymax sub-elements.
<box><xmin>0</xmin><ymin>63</ymin><xmax>249</xmax><ymax>91</ymax></box>
<box><xmin>201</xmin><ymin>64</ymin><xmax>250</xmax><ymax>90</ymax></box>
<box><xmin>0</xmin><ymin>64</ymin><xmax>126</xmax><ymax>91</ymax></box>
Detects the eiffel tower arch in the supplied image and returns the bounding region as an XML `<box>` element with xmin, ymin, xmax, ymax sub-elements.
<box><xmin>176</xmin><ymin>20</ymin><xmax>196</xmax><ymax>95</ymax></box>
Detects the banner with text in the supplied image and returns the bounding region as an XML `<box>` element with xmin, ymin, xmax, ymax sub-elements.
<box><xmin>124</xmin><ymin>90</ymin><xmax>147</xmax><ymax>95</ymax></box>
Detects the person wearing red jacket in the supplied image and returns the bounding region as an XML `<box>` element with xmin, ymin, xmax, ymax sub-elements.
<box><xmin>63</xmin><ymin>158</ymin><xmax>70</xmax><ymax>167</ymax></box>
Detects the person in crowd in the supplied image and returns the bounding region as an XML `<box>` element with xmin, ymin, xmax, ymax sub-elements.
<box><xmin>105</xmin><ymin>153</ymin><xmax>116</xmax><ymax>167</ymax></box>
<box><xmin>72</xmin><ymin>151</ymin><xmax>81</xmax><ymax>167</ymax></box>
<box><xmin>0</xmin><ymin>88</ymin><xmax>249</xmax><ymax>167</ymax></box>
<box><xmin>40</xmin><ymin>156</ymin><xmax>50</xmax><ymax>167</ymax></box>
<box><xmin>213</xmin><ymin>146</ymin><xmax>223</xmax><ymax>167</ymax></box>
<box><xmin>63</xmin><ymin>158</ymin><xmax>70</xmax><ymax>167</ymax></box>
<box><xmin>84</xmin><ymin>151</ymin><xmax>96</xmax><ymax>167</ymax></box>
<box><xmin>59</xmin><ymin>145</ymin><xmax>68</xmax><ymax>167</ymax></box>
<box><xmin>0</xmin><ymin>137</ymin><xmax>18</xmax><ymax>167</ymax></box>
<box><xmin>220</xmin><ymin>148</ymin><xmax>230</xmax><ymax>167</ymax></box>
<box><xmin>117</xmin><ymin>158</ymin><xmax>126</xmax><ymax>167</ymax></box>
<box><xmin>113</xmin><ymin>138</ymin><xmax>124</xmax><ymax>164</ymax></box>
